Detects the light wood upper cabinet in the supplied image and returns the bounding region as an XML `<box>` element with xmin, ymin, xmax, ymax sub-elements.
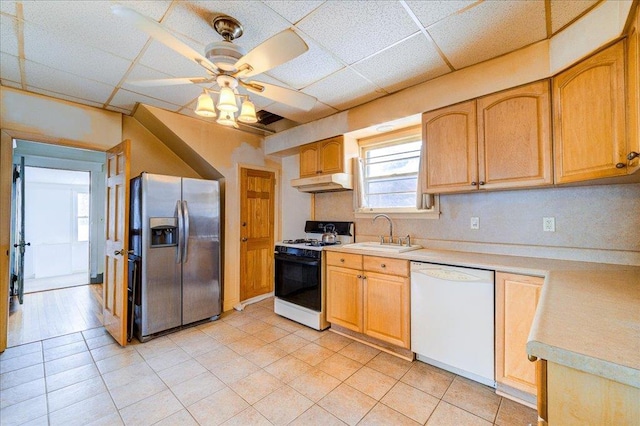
<box><xmin>495</xmin><ymin>272</ymin><xmax>543</xmax><ymax>400</ymax></box>
<box><xmin>553</xmin><ymin>42</ymin><xmax>627</xmax><ymax>183</ymax></box>
<box><xmin>627</xmin><ymin>5</ymin><xmax>640</xmax><ymax>174</ymax></box>
<box><xmin>477</xmin><ymin>81</ymin><xmax>552</xmax><ymax>189</ymax></box>
<box><xmin>299</xmin><ymin>136</ymin><xmax>344</xmax><ymax>178</ymax></box>
<box><xmin>423</xmin><ymin>100</ymin><xmax>478</xmax><ymax>193</ymax></box>
<box><xmin>326</xmin><ymin>252</ymin><xmax>410</xmax><ymax>349</ymax></box>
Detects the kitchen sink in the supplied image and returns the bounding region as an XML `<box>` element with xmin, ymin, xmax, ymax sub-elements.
<box><xmin>342</xmin><ymin>241</ymin><xmax>422</xmax><ymax>253</ymax></box>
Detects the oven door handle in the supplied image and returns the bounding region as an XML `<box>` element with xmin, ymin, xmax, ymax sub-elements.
<box><xmin>274</xmin><ymin>254</ymin><xmax>320</xmax><ymax>267</ymax></box>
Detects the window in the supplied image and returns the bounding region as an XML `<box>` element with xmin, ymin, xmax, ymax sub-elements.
<box><xmin>356</xmin><ymin>125</ymin><xmax>438</xmax><ymax>218</ymax></box>
<box><xmin>76</xmin><ymin>192</ymin><xmax>89</xmax><ymax>242</ymax></box>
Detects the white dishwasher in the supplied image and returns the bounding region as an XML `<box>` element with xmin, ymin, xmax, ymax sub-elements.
<box><xmin>411</xmin><ymin>261</ymin><xmax>495</xmax><ymax>387</ymax></box>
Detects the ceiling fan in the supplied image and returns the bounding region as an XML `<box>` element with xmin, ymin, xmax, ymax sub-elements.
<box><xmin>111</xmin><ymin>5</ymin><xmax>317</xmax><ymax>127</ymax></box>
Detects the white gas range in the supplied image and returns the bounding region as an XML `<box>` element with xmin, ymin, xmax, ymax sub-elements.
<box><xmin>274</xmin><ymin>221</ymin><xmax>354</xmax><ymax>330</ymax></box>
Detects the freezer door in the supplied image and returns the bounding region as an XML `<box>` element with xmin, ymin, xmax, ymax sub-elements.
<box><xmin>181</xmin><ymin>178</ymin><xmax>221</xmax><ymax>324</ymax></box>
<box><xmin>140</xmin><ymin>174</ymin><xmax>182</xmax><ymax>337</ymax></box>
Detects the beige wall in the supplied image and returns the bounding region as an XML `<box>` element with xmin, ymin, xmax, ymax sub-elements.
<box><xmin>314</xmin><ymin>183</ymin><xmax>640</xmax><ymax>265</ymax></box>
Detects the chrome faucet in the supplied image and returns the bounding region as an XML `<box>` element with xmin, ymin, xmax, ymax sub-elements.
<box><xmin>373</xmin><ymin>214</ymin><xmax>393</xmax><ymax>244</ymax></box>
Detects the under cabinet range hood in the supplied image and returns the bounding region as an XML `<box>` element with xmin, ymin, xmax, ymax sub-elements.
<box><xmin>291</xmin><ymin>173</ymin><xmax>353</xmax><ymax>192</ymax></box>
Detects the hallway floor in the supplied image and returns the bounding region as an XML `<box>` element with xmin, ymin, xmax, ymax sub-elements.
<box><xmin>0</xmin><ymin>298</ymin><xmax>537</xmax><ymax>425</ymax></box>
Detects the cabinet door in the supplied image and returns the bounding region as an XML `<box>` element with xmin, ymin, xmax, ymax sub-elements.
<box><xmin>326</xmin><ymin>265</ymin><xmax>362</xmax><ymax>332</ymax></box>
<box><xmin>495</xmin><ymin>272</ymin><xmax>543</xmax><ymax>396</ymax></box>
<box><xmin>423</xmin><ymin>100</ymin><xmax>478</xmax><ymax>193</ymax></box>
<box><xmin>319</xmin><ymin>137</ymin><xmax>343</xmax><ymax>175</ymax></box>
<box><xmin>477</xmin><ymin>81</ymin><xmax>552</xmax><ymax>189</ymax></box>
<box><xmin>299</xmin><ymin>143</ymin><xmax>319</xmax><ymax>178</ymax></box>
<box><xmin>553</xmin><ymin>42</ymin><xmax>627</xmax><ymax>183</ymax></box>
<box><xmin>627</xmin><ymin>5</ymin><xmax>640</xmax><ymax>174</ymax></box>
<box><xmin>363</xmin><ymin>271</ymin><xmax>410</xmax><ymax>348</ymax></box>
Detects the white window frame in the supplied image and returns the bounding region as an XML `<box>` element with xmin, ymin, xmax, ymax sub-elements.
<box><xmin>355</xmin><ymin>126</ymin><xmax>439</xmax><ymax>219</ymax></box>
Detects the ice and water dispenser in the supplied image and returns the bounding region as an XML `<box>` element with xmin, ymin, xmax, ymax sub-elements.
<box><xmin>149</xmin><ymin>217</ymin><xmax>177</xmax><ymax>247</ymax></box>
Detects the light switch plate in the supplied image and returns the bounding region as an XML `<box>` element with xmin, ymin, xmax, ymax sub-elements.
<box><xmin>543</xmin><ymin>217</ymin><xmax>555</xmax><ymax>232</ymax></box>
<box><xmin>470</xmin><ymin>217</ymin><xmax>480</xmax><ymax>230</ymax></box>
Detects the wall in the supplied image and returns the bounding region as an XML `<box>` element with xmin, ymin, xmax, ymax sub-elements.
<box><xmin>314</xmin><ymin>183</ymin><xmax>640</xmax><ymax>265</ymax></box>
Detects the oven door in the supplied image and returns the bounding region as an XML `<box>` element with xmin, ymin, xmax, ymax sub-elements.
<box><xmin>274</xmin><ymin>252</ymin><xmax>321</xmax><ymax>311</ymax></box>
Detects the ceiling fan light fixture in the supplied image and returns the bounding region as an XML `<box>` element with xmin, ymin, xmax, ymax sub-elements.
<box><xmin>217</xmin><ymin>85</ymin><xmax>238</xmax><ymax>112</ymax></box>
<box><xmin>238</xmin><ymin>99</ymin><xmax>257</xmax><ymax>123</ymax></box>
<box><xmin>217</xmin><ymin>110</ymin><xmax>238</xmax><ymax>128</ymax></box>
<box><xmin>195</xmin><ymin>92</ymin><xmax>216</xmax><ymax>118</ymax></box>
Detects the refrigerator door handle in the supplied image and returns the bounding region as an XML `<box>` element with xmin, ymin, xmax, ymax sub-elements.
<box><xmin>176</xmin><ymin>199</ymin><xmax>183</xmax><ymax>264</ymax></box>
<box><xmin>182</xmin><ymin>200</ymin><xmax>190</xmax><ymax>263</ymax></box>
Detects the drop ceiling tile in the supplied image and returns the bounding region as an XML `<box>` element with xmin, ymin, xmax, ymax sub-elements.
<box><xmin>551</xmin><ymin>0</ymin><xmax>598</xmax><ymax>34</ymax></box>
<box><xmin>263</xmin><ymin>100</ymin><xmax>337</xmax><ymax>124</ymax></box>
<box><xmin>24</xmin><ymin>60</ymin><xmax>115</xmax><ymax>105</ymax></box>
<box><xmin>0</xmin><ymin>15</ymin><xmax>19</xmax><ymax>56</ymax></box>
<box><xmin>404</xmin><ymin>0</ymin><xmax>479</xmax><ymax>28</ymax></box>
<box><xmin>162</xmin><ymin>1</ymin><xmax>291</xmax><ymax>55</ymax></box>
<box><xmin>296</xmin><ymin>1</ymin><xmax>418</xmax><ymax>65</ymax></box>
<box><xmin>138</xmin><ymin>40</ymin><xmax>209</xmax><ymax>80</ymax></box>
<box><xmin>0</xmin><ymin>1</ymin><xmax>15</xmax><ymax>15</ymax></box>
<box><xmin>105</xmin><ymin>104</ymin><xmax>131</xmax><ymax>114</ymax></box>
<box><xmin>0</xmin><ymin>52</ymin><xmax>21</xmax><ymax>83</ymax></box>
<box><xmin>265</xmin><ymin>31</ymin><xmax>344</xmax><ymax>90</ymax></box>
<box><xmin>302</xmin><ymin>67</ymin><xmax>385</xmax><ymax>111</ymax></box>
<box><xmin>262</xmin><ymin>1</ymin><xmax>324</xmax><ymax>24</ymax></box>
<box><xmin>26</xmin><ymin>86</ymin><xmax>105</xmax><ymax>109</ymax></box>
<box><xmin>353</xmin><ymin>33</ymin><xmax>450</xmax><ymax>94</ymax></box>
<box><xmin>22</xmin><ymin>22</ymin><xmax>131</xmax><ymax>86</ymax></box>
<box><xmin>123</xmin><ymin>64</ymin><xmax>204</xmax><ymax>107</ymax></box>
<box><xmin>428</xmin><ymin>0</ymin><xmax>547</xmax><ymax>70</ymax></box>
<box><xmin>109</xmin><ymin>88</ymin><xmax>182</xmax><ymax>113</ymax></box>
<box><xmin>21</xmin><ymin>0</ymin><xmax>171</xmax><ymax>61</ymax></box>
<box><xmin>1</xmin><ymin>79</ymin><xmax>22</xmax><ymax>89</ymax></box>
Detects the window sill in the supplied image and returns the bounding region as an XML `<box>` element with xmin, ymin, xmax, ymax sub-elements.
<box><xmin>354</xmin><ymin>208</ymin><xmax>440</xmax><ymax>220</ymax></box>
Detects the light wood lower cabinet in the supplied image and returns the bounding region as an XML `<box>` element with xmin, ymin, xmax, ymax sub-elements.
<box><xmin>326</xmin><ymin>252</ymin><xmax>410</xmax><ymax>349</ymax></box>
<box><xmin>495</xmin><ymin>272</ymin><xmax>543</xmax><ymax>402</ymax></box>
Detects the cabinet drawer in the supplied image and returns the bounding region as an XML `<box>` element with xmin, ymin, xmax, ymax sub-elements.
<box><xmin>326</xmin><ymin>251</ymin><xmax>362</xmax><ymax>269</ymax></box>
<box><xmin>363</xmin><ymin>256</ymin><xmax>409</xmax><ymax>277</ymax></box>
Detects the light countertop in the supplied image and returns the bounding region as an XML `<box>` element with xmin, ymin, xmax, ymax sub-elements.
<box><xmin>324</xmin><ymin>245</ymin><xmax>640</xmax><ymax>388</ymax></box>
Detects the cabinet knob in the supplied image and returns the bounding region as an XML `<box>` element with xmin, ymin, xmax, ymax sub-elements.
<box><xmin>471</xmin><ymin>182</ymin><xmax>477</xmax><ymax>186</ymax></box>
<box><xmin>340</xmin><ymin>258</ymin><xmax>345</xmax><ymax>263</ymax></box>
<box><xmin>628</xmin><ymin>151</ymin><xmax>639</xmax><ymax>161</ymax></box>
<box><xmin>479</xmin><ymin>181</ymin><xmax>485</xmax><ymax>186</ymax></box>
<box><xmin>357</xmin><ymin>274</ymin><xmax>362</xmax><ymax>278</ymax></box>
<box><xmin>380</xmin><ymin>263</ymin><xmax>386</xmax><ymax>268</ymax></box>
<box><xmin>241</xmin><ymin>237</ymin><xmax>248</xmax><ymax>242</ymax></box>
<box><xmin>316</xmin><ymin>170</ymin><xmax>322</xmax><ymax>174</ymax></box>
<box><xmin>528</xmin><ymin>354</ymin><xmax>538</xmax><ymax>362</ymax></box>
<box><xmin>615</xmin><ymin>162</ymin><xmax>625</xmax><ymax>169</ymax></box>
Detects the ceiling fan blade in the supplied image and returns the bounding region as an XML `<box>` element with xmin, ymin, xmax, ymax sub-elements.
<box><xmin>235</xmin><ymin>30</ymin><xmax>308</xmax><ymax>78</ymax></box>
<box><xmin>111</xmin><ymin>5</ymin><xmax>218</xmax><ymax>74</ymax></box>
<box><xmin>126</xmin><ymin>77</ymin><xmax>212</xmax><ymax>87</ymax></box>
<box><xmin>244</xmin><ymin>81</ymin><xmax>316</xmax><ymax>111</ymax></box>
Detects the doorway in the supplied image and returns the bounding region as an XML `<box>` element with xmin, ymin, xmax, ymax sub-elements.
<box><xmin>7</xmin><ymin>140</ymin><xmax>106</xmax><ymax>347</ymax></box>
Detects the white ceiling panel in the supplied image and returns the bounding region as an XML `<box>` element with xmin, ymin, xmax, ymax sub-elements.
<box><xmin>162</xmin><ymin>1</ymin><xmax>291</xmax><ymax>55</ymax></box>
<box><xmin>551</xmin><ymin>0</ymin><xmax>598</xmax><ymax>34</ymax></box>
<box><xmin>138</xmin><ymin>40</ymin><xmax>209</xmax><ymax>80</ymax></box>
<box><xmin>0</xmin><ymin>15</ymin><xmax>18</xmax><ymax>56</ymax></box>
<box><xmin>123</xmin><ymin>64</ymin><xmax>204</xmax><ymax>107</ymax></box>
<box><xmin>428</xmin><ymin>0</ymin><xmax>547</xmax><ymax>70</ymax></box>
<box><xmin>1</xmin><ymin>79</ymin><xmax>22</xmax><ymax>89</ymax></box>
<box><xmin>404</xmin><ymin>0</ymin><xmax>479</xmax><ymax>28</ymax></box>
<box><xmin>262</xmin><ymin>0</ymin><xmax>325</xmax><ymax>24</ymax></box>
<box><xmin>109</xmin><ymin>88</ymin><xmax>182</xmax><ymax>113</ymax></box>
<box><xmin>0</xmin><ymin>52</ymin><xmax>20</xmax><ymax>83</ymax></box>
<box><xmin>263</xmin><ymin>100</ymin><xmax>337</xmax><ymax>124</ymax></box>
<box><xmin>24</xmin><ymin>60</ymin><xmax>115</xmax><ymax>105</ymax></box>
<box><xmin>296</xmin><ymin>0</ymin><xmax>419</xmax><ymax>65</ymax></box>
<box><xmin>353</xmin><ymin>33</ymin><xmax>450</xmax><ymax>94</ymax></box>
<box><xmin>21</xmin><ymin>0</ymin><xmax>171</xmax><ymax>61</ymax></box>
<box><xmin>23</xmin><ymin>23</ymin><xmax>131</xmax><ymax>86</ymax></box>
<box><xmin>0</xmin><ymin>1</ymin><xmax>16</xmax><ymax>16</ymax></box>
<box><xmin>303</xmin><ymin>67</ymin><xmax>385</xmax><ymax>111</ymax></box>
<box><xmin>265</xmin><ymin>30</ymin><xmax>344</xmax><ymax>90</ymax></box>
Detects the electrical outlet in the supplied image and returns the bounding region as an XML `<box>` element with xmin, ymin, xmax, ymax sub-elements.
<box><xmin>543</xmin><ymin>217</ymin><xmax>555</xmax><ymax>232</ymax></box>
<box><xmin>470</xmin><ymin>217</ymin><xmax>480</xmax><ymax>230</ymax></box>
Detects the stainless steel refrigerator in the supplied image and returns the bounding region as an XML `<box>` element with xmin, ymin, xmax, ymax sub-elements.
<box><xmin>129</xmin><ymin>173</ymin><xmax>221</xmax><ymax>342</ymax></box>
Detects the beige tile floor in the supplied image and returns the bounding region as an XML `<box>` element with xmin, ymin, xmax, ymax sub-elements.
<box><xmin>0</xmin><ymin>297</ymin><xmax>538</xmax><ymax>426</ymax></box>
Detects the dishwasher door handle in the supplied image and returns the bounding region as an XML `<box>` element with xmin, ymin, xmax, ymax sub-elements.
<box><xmin>412</xmin><ymin>268</ymin><xmax>485</xmax><ymax>282</ymax></box>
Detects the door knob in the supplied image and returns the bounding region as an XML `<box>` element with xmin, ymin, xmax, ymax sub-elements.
<box><xmin>241</xmin><ymin>237</ymin><xmax>248</xmax><ymax>242</ymax></box>
<box><xmin>113</xmin><ymin>249</ymin><xmax>127</xmax><ymax>256</ymax></box>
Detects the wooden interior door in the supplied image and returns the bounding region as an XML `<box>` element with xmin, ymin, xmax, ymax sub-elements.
<box><xmin>240</xmin><ymin>168</ymin><xmax>275</xmax><ymax>301</ymax></box>
<box><xmin>104</xmin><ymin>140</ymin><xmax>130</xmax><ymax>346</ymax></box>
